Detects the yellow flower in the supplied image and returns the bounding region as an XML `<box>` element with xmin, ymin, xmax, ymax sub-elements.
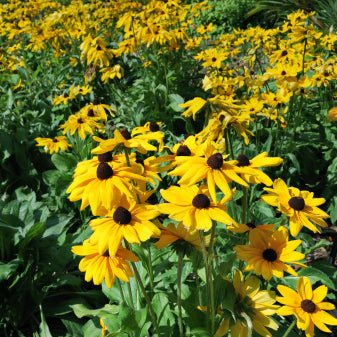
<box><xmin>234</xmin><ymin>226</ymin><xmax>306</xmax><ymax>281</ymax></box>
<box><xmin>154</xmin><ymin>221</ymin><xmax>211</xmax><ymax>253</ymax></box>
<box><xmin>179</xmin><ymin>97</ymin><xmax>207</xmax><ymax>120</ymax></box>
<box><xmin>35</xmin><ymin>136</ymin><xmax>71</xmax><ymax>154</ymax></box>
<box><xmin>277</xmin><ymin>277</ymin><xmax>337</xmax><ymax>337</ymax></box>
<box><xmin>327</xmin><ymin>107</ymin><xmax>337</xmax><ymax>121</ymax></box>
<box><xmin>89</xmin><ymin>195</ymin><xmax>161</xmax><ymax>257</ymax></box>
<box><xmin>59</xmin><ymin>113</ymin><xmax>103</xmax><ymax>140</ymax></box>
<box><xmin>100</xmin><ymin>65</ymin><xmax>124</xmax><ymax>83</ymax></box>
<box><xmin>215</xmin><ymin>270</ymin><xmax>278</xmax><ymax>337</ymax></box>
<box><xmin>79</xmin><ymin>101</ymin><xmax>116</xmax><ymax>122</ymax></box>
<box><xmin>72</xmin><ymin>240</ymin><xmax>138</xmax><ymax>288</ymax></box>
<box><xmin>261</xmin><ymin>178</ymin><xmax>329</xmax><ymax>236</ymax></box>
<box><xmin>157</xmin><ymin>184</ymin><xmax>235</xmax><ymax>231</ymax></box>
<box><xmin>66</xmin><ymin>155</ymin><xmax>148</xmax><ymax>215</ymax></box>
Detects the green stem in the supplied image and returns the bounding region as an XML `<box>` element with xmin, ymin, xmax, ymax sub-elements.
<box><xmin>116</xmin><ymin>278</ymin><xmax>126</xmax><ymax>303</ymax></box>
<box><xmin>242</xmin><ymin>187</ymin><xmax>248</xmax><ymax>224</ymax></box>
<box><xmin>282</xmin><ymin>319</ymin><xmax>296</xmax><ymax>337</ymax></box>
<box><xmin>124</xmin><ymin>147</ymin><xmax>131</xmax><ymax>167</ymax></box>
<box><xmin>199</xmin><ymin>230</ymin><xmax>210</xmax><ymax>329</ymax></box>
<box><xmin>125</xmin><ymin>242</ymin><xmax>161</xmax><ymax>336</ymax></box>
<box><xmin>177</xmin><ymin>250</ymin><xmax>184</xmax><ymax>337</ymax></box>
<box><xmin>225</xmin><ymin>129</ymin><xmax>234</xmax><ymax>159</ymax></box>
<box><xmin>208</xmin><ymin>222</ymin><xmax>217</xmax><ymax>335</ymax></box>
<box><xmin>127</xmin><ymin>281</ymin><xmax>135</xmax><ymax>310</ymax></box>
<box><xmin>147</xmin><ymin>242</ymin><xmax>155</xmax><ymax>291</ymax></box>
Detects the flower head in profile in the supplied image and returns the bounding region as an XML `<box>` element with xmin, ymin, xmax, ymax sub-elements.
<box><xmin>157</xmin><ymin>184</ymin><xmax>236</xmax><ymax>231</ymax></box>
<box><xmin>234</xmin><ymin>226</ymin><xmax>306</xmax><ymax>281</ymax></box>
<box><xmin>154</xmin><ymin>221</ymin><xmax>211</xmax><ymax>255</ymax></box>
<box><xmin>72</xmin><ymin>239</ymin><xmax>138</xmax><ymax>288</ymax></box>
<box><xmin>79</xmin><ymin>100</ymin><xmax>116</xmax><ymax>122</ymax></box>
<box><xmin>35</xmin><ymin>136</ymin><xmax>71</xmax><ymax>154</ymax></box>
<box><xmin>215</xmin><ymin>270</ymin><xmax>278</xmax><ymax>337</ymax></box>
<box><xmin>261</xmin><ymin>178</ymin><xmax>329</xmax><ymax>236</ymax></box>
<box><xmin>277</xmin><ymin>277</ymin><xmax>337</xmax><ymax>337</ymax></box>
<box><xmin>179</xmin><ymin>97</ymin><xmax>207</xmax><ymax>120</ymax></box>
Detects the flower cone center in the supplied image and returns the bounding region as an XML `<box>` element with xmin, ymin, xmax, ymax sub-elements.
<box><xmin>149</xmin><ymin>122</ymin><xmax>159</xmax><ymax>132</ymax></box>
<box><xmin>288</xmin><ymin>197</ymin><xmax>305</xmax><ymax>211</ymax></box>
<box><xmin>120</xmin><ymin>128</ymin><xmax>131</xmax><ymax>140</ymax></box>
<box><xmin>113</xmin><ymin>206</ymin><xmax>132</xmax><ymax>224</ymax></box>
<box><xmin>262</xmin><ymin>248</ymin><xmax>277</xmax><ymax>262</ymax></box>
<box><xmin>246</xmin><ymin>221</ymin><xmax>256</xmax><ymax>229</ymax></box>
<box><xmin>87</xmin><ymin>109</ymin><xmax>94</xmax><ymax>117</ymax></box>
<box><xmin>192</xmin><ymin>194</ymin><xmax>211</xmax><ymax>209</ymax></box>
<box><xmin>237</xmin><ymin>154</ymin><xmax>250</xmax><ymax>167</ymax></box>
<box><xmin>207</xmin><ymin>153</ymin><xmax>223</xmax><ymax>169</ymax></box>
<box><xmin>52</xmin><ymin>138</ymin><xmax>58</xmax><ymax>143</ymax></box>
<box><xmin>96</xmin><ymin>162</ymin><xmax>113</xmax><ymax>180</ymax></box>
<box><xmin>301</xmin><ymin>299</ymin><xmax>316</xmax><ymax>313</ymax></box>
<box><xmin>98</xmin><ymin>151</ymin><xmax>112</xmax><ymax>163</ymax></box>
<box><xmin>77</xmin><ymin>117</ymin><xmax>84</xmax><ymax>124</ymax></box>
<box><xmin>176</xmin><ymin>145</ymin><xmax>191</xmax><ymax>156</ymax></box>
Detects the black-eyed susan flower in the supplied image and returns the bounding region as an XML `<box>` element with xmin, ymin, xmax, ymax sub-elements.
<box><xmin>234</xmin><ymin>152</ymin><xmax>283</xmax><ymax>186</ymax></box>
<box><xmin>59</xmin><ymin>113</ymin><xmax>103</xmax><ymax>140</ymax></box>
<box><xmin>154</xmin><ymin>221</ymin><xmax>211</xmax><ymax>255</ymax></box>
<box><xmin>79</xmin><ymin>100</ymin><xmax>116</xmax><ymax>122</ymax></box>
<box><xmin>72</xmin><ymin>239</ymin><xmax>138</xmax><ymax>288</ymax></box>
<box><xmin>261</xmin><ymin>178</ymin><xmax>330</xmax><ymax>237</ymax></box>
<box><xmin>89</xmin><ymin>196</ymin><xmax>161</xmax><ymax>257</ymax></box>
<box><xmin>66</xmin><ymin>157</ymin><xmax>149</xmax><ymax>215</ymax></box>
<box><xmin>92</xmin><ymin>128</ymin><xmax>161</xmax><ymax>155</ymax></box>
<box><xmin>35</xmin><ymin>136</ymin><xmax>71</xmax><ymax>154</ymax></box>
<box><xmin>179</xmin><ymin>97</ymin><xmax>207</xmax><ymax>120</ymax></box>
<box><xmin>168</xmin><ymin>141</ymin><xmax>254</xmax><ymax>202</ymax></box>
<box><xmin>100</xmin><ymin>65</ymin><xmax>124</xmax><ymax>83</ymax></box>
<box><xmin>277</xmin><ymin>277</ymin><xmax>337</xmax><ymax>337</ymax></box>
<box><xmin>234</xmin><ymin>226</ymin><xmax>306</xmax><ymax>281</ymax></box>
<box><xmin>215</xmin><ymin>269</ymin><xmax>278</xmax><ymax>337</ymax></box>
<box><xmin>157</xmin><ymin>184</ymin><xmax>236</xmax><ymax>231</ymax></box>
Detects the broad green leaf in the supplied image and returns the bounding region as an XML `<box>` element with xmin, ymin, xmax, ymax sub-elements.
<box><xmin>39</xmin><ymin>305</ymin><xmax>52</xmax><ymax>337</ymax></box>
<box><xmin>51</xmin><ymin>152</ymin><xmax>77</xmax><ymax>172</ymax></box>
<box><xmin>71</xmin><ymin>303</ymin><xmax>119</xmax><ymax>319</ymax></box>
<box><xmin>0</xmin><ymin>260</ymin><xmax>20</xmax><ymax>281</ymax></box>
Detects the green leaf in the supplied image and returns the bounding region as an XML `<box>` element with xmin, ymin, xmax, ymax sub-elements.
<box><xmin>219</xmin><ymin>280</ymin><xmax>236</xmax><ymax>314</ymax></box>
<box><xmin>82</xmin><ymin>319</ymin><xmax>101</xmax><ymax>337</ymax></box>
<box><xmin>0</xmin><ymin>260</ymin><xmax>20</xmax><ymax>281</ymax></box>
<box><xmin>51</xmin><ymin>152</ymin><xmax>77</xmax><ymax>172</ymax></box>
<box><xmin>186</xmin><ymin>328</ymin><xmax>212</xmax><ymax>336</ymax></box>
<box><xmin>61</xmin><ymin>319</ymin><xmax>84</xmax><ymax>337</ymax></box>
<box><xmin>152</xmin><ymin>292</ymin><xmax>175</xmax><ymax>327</ymax></box>
<box><xmin>286</xmin><ymin>153</ymin><xmax>301</xmax><ymax>174</ymax></box>
<box><xmin>298</xmin><ymin>266</ymin><xmax>336</xmax><ymax>290</ymax></box>
<box><xmin>71</xmin><ymin>303</ymin><xmax>120</xmax><ymax>319</ymax></box>
<box><xmin>39</xmin><ymin>305</ymin><xmax>53</xmax><ymax>337</ymax></box>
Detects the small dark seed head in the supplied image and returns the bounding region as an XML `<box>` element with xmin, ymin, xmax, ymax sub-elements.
<box><xmin>281</xmin><ymin>70</ymin><xmax>286</xmax><ymax>76</ymax></box>
<box><xmin>63</xmin><ymin>93</ymin><xmax>69</xmax><ymax>98</ymax></box>
<box><xmin>96</xmin><ymin>45</ymin><xmax>101</xmax><ymax>51</ymax></box>
<box><xmin>87</xmin><ymin>109</ymin><xmax>94</xmax><ymax>117</ymax></box>
<box><xmin>192</xmin><ymin>194</ymin><xmax>211</xmax><ymax>209</ymax></box>
<box><xmin>281</xmin><ymin>50</ymin><xmax>288</xmax><ymax>57</ymax></box>
<box><xmin>288</xmin><ymin>196</ymin><xmax>305</xmax><ymax>211</ymax></box>
<box><xmin>301</xmin><ymin>299</ymin><xmax>316</xmax><ymax>313</ymax></box>
<box><xmin>135</xmin><ymin>156</ymin><xmax>144</xmax><ymax>166</ymax></box>
<box><xmin>149</xmin><ymin>122</ymin><xmax>159</xmax><ymax>132</ymax></box>
<box><xmin>262</xmin><ymin>248</ymin><xmax>277</xmax><ymax>262</ymax></box>
<box><xmin>96</xmin><ymin>162</ymin><xmax>113</xmax><ymax>180</ymax></box>
<box><xmin>237</xmin><ymin>154</ymin><xmax>250</xmax><ymax>167</ymax></box>
<box><xmin>207</xmin><ymin>153</ymin><xmax>223</xmax><ymax>169</ymax></box>
<box><xmin>250</xmin><ymin>70</ymin><xmax>255</xmax><ymax>75</ymax></box>
<box><xmin>176</xmin><ymin>145</ymin><xmax>191</xmax><ymax>156</ymax></box>
<box><xmin>93</xmin><ymin>98</ymin><xmax>99</xmax><ymax>105</ymax></box>
<box><xmin>113</xmin><ymin>206</ymin><xmax>132</xmax><ymax>224</ymax></box>
<box><xmin>52</xmin><ymin>138</ymin><xmax>58</xmax><ymax>143</ymax></box>
<box><xmin>219</xmin><ymin>115</ymin><xmax>225</xmax><ymax>123</ymax></box>
<box><xmin>77</xmin><ymin>117</ymin><xmax>84</xmax><ymax>124</ymax></box>
<box><xmin>324</xmin><ymin>71</ymin><xmax>329</xmax><ymax>77</ymax></box>
<box><xmin>98</xmin><ymin>151</ymin><xmax>112</xmax><ymax>163</ymax></box>
<box><xmin>120</xmin><ymin>128</ymin><xmax>131</xmax><ymax>140</ymax></box>
<box><xmin>212</xmin><ymin>57</ymin><xmax>217</xmax><ymax>62</ymax></box>
<box><xmin>250</xmin><ymin>107</ymin><xmax>255</xmax><ymax>112</ymax></box>
<box><xmin>246</xmin><ymin>221</ymin><xmax>256</xmax><ymax>229</ymax></box>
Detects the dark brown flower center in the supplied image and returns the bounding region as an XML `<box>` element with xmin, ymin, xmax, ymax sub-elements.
<box><xmin>96</xmin><ymin>162</ymin><xmax>113</xmax><ymax>180</ymax></box>
<box><xmin>120</xmin><ymin>128</ymin><xmax>131</xmax><ymax>140</ymax></box>
<box><xmin>281</xmin><ymin>70</ymin><xmax>286</xmax><ymax>76</ymax></box>
<box><xmin>219</xmin><ymin>115</ymin><xmax>225</xmax><ymax>123</ymax></box>
<box><xmin>96</xmin><ymin>45</ymin><xmax>101</xmax><ymax>51</ymax></box>
<box><xmin>63</xmin><ymin>93</ymin><xmax>69</xmax><ymax>98</ymax></box>
<box><xmin>192</xmin><ymin>194</ymin><xmax>211</xmax><ymax>209</ymax></box>
<box><xmin>262</xmin><ymin>248</ymin><xmax>277</xmax><ymax>262</ymax></box>
<box><xmin>207</xmin><ymin>153</ymin><xmax>223</xmax><ymax>169</ymax></box>
<box><xmin>236</xmin><ymin>154</ymin><xmax>250</xmax><ymax>167</ymax></box>
<box><xmin>176</xmin><ymin>145</ymin><xmax>191</xmax><ymax>156</ymax></box>
<box><xmin>288</xmin><ymin>197</ymin><xmax>305</xmax><ymax>211</ymax></box>
<box><xmin>212</xmin><ymin>57</ymin><xmax>217</xmax><ymax>62</ymax></box>
<box><xmin>281</xmin><ymin>50</ymin><xmax>288</xmax><ymax>57</ymax></box>
<box><xmin>149</xmin><ymin>122</ymin><xmax>159</xmax><ymax>132</ymax></box>
<box><xmin>87</xmin><ymin>109</ymin><xmax>94</xmax><ymax>117</ymax></box>
<box><xmin>246</xmin><ymin>221</ymin><xmax>256</xmax><ymax>229</ymax></box>
<box><xmin>52</xmin><ymin>138</ymin><xmax>58</xmax><ymax>143</ymax></box>
<box><xmin>113</xmin><ymin>206</ymin><xmax>132</xmax><ymax>224</ymax></box>
<box><xmin>98</xmin><ymin>151</ymin><xmax>112</xmax><ymax>163</ymax></box>
<box><xmin>77</xmin><ymin>117</ymin><xmax>84</xmax><ymax>124</ymax></box>
<box><xmin>301</xmin><ymin>299</ymin><xmax>316</xmax><ymax>313</ymax></box>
